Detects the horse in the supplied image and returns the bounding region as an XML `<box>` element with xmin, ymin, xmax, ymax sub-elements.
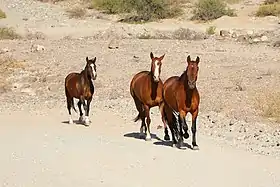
<box><xmin>129</xmin><ymin>52</ymin><xmax>167</xmax><ymax>141</ymax></box>
<box><xmin>162</xmin><ymin>55</ymin><xmax>200</xmax><ymax>149</ymax></box>
<box><xmin>64</xmin><ymin>56</ymin><xmax>97</xmax><ymax>126</ymax></box>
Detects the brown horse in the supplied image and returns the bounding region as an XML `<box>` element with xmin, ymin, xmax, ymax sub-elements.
<box><xmin>162</xmin><ymin>55</ymin><xmax>200</xmax><ymax>149</ymax></box>
<box><xmin>64</xmin><ymin>56</ymin><xmax>97</xmax><ymax>126</ymax></box>
<box><xmin>130</xmin><ymin>52</ymin><xmax>167</xmax><ymax>141</ymax></box>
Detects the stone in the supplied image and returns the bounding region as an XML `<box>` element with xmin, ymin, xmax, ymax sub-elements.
<box><xmin>30</xmin><ymin>44</ymin><xmax>45</xmax><ymax>52</ymax></box>
<box><xmin>260</xmin><ymin>35</ymin><xmax>268</xmax><ymax>42</ymax></box>
<box><xmin>219</xmin><ymin>30</ymin><xmax>230</xmax><ymax>37</ymax></box>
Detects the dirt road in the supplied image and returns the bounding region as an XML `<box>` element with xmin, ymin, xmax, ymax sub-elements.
<box><xmin>0</xmin><ymin>109</ymin><xmax>280</xmax><ymax>187</ymax></box>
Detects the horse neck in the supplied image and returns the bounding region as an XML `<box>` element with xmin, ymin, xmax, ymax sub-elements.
<box><xmin>180</xmin><ymin>71</ymin><xmax>194</xmax><ymax>105</ymax></box>
<box><xmin>80</xmin><ymin>69</ymin><xmax>91</xmax><ymax>85</ymax></box>
<box><xmin>149</xmin><ymin>72</ymin><xmax>159</xmax><ymax>100</ymax></box>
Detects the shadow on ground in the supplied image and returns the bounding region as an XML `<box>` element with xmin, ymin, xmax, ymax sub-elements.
<box><xmin>61</xmin><ymin>120</ymin><xmax>88</xmax><ymax>127</ymax></box>
<box><xmin>124</xmin><ymin>132</ymin><xmax>193</xmax><ymax>150</ymax></box>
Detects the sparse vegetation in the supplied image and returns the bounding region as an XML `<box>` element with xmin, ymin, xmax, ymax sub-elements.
<box><xmin>0</xmin><ymin>27</ymin><xmax>22</xmax><ymax>40</ymax></box>
<box><xmin>206</xmin><ymin>26</ymin><xmax>216</xmax><ymax>35</ymax></box>
<box><xmin>0</xmin><ymin>9</ymin><xmax>6</xmax><ymax>19</ymax></box>
<box><xmin>256</xmin><ymin>0</ymin><xmax>280</xmax><ymax>17</ymax></box>
<box><xmin>0</xmin><ymin>57</ymin><xmax>25</xmax><ymax>93</ymax></box>
<box><xmin>224</xmin><ymin>0</ymin><xmax>242</xmax><ymax>4</ymax></box>
<box><xmin>91</xmin><ymin>0</ymin><xmax>185</xmax><ymax>22</ymax></box>
<box><xmin>255</xmin><ymin>91</ymin><xmax>280</xmax><ymax>122</ymax></box>
<box><xmin>37</xmin><ymin>0</ymin><xmax>65</xmax><ymax>3</ymax></box>
<box><xmin>66</xmin><ymin>7</ymin><xmax>87</xmax><ymax>18</ymax></box>
<box><xmin>192</xmin><ymin>0</ymin><xmax>236</xmax><ymax>21</ymax></box>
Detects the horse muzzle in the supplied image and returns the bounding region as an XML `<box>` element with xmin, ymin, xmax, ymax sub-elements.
<box><xmin>188</xmin><ymin>81</ymin><xmax>196</xmax><ymax>89</ymax></box>
<box><xmin>153</xmin><ymin>76</ymin><xmax>160</xmax><ymax>82</ymax></box>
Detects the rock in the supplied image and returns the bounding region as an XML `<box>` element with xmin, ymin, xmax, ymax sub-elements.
<box><xmin>21</xmin><ymin>88</ymin><xmax>36</xmax><ymax>96</ymax></box>
<box><xmin>236</xmin><ymin>35</ymin><xmax>248</xmax><ymax>42</ymax></box>
<box><xmin>247</xmin><ymin>30</ymin><xmax>254</xmax><ymax>36</ymax></box>
<box><xmin>260</xmin><ymin>35</ymin><xmax>268</xmax><ymax>42</ymax></box>
<box><xmin>30</xmin><ymin>44</ymin><xmax>45</xmax><ymax>52</ymax></box>
<box><xmin>108</xmin><ymin>39</ymin><xmax>119</xmax><ymax>49</ymax></box>
<box><xmin>273</xmin><ymin>40</ymin><xmax>280</xmax><ymax>47</ymax></box>
<box><xmin>231</xmin><ymin>32</ymin><xmax>237</xmax><ymax>38</ymax></box>
<box><xmin>252</xmin><ymin>38</ymin><xmax>261</xmax><ymax>43</ymax></box>
<box><xmin>0</xmin><ymin>48</ymin><xmax>10</xmax><ymax>54</ymax></box>
<box><xmin>219</xmin><ymin>30</ymin><xmax>230</xmax><ymax>37</ymax></box>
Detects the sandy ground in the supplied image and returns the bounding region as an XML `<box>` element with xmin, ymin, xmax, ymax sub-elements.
<box><xmin>1</xmin><ymin>0</ymin><xmax>280</xmax><ymax>186</ymax></box>
<box><xmin>1</xmin><ymin>109</ymin><xmax>280</xmax><ymax>187</ymax></box>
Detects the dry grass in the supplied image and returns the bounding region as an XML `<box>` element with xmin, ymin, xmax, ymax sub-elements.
<box><xmin>255</xmin><ymin>91</ymin><xmax>280</xmax><ymax>123</ymax></box>
<box><xmin>256</xmin><ymin>1</ymin><xmax>280</xmax><ymax>16</ymax></box>
<box><xmin>66</xmin><ymin>7</ymin><xmax>87</xmax><ymax>18</ymax></box>
<box><xmin>0</xmin><ymin>9</ymin><xmax>6</xmax><ymax>19</ymax></box>
<box><xmin>0</xmin><ymin>57</ymin><xmax>25</xmax><ymax>93</ymax></box>
<box><xmin>0</xmin><ymin>27</ymin><xmax>22</xmax><ymax>40</ymax></box>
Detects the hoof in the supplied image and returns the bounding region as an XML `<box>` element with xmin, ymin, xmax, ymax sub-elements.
<box><xmin>69</xmin><ymin>120</ymin><xmax>73</xmax><ymax>124</ymax></box>
<box><xmin>84</xmin><ymin>116</ymin><xmax>90</xmax><ymax>126</ymax></box>
<box><xmin>145</xmin><ymin>137</ymin><xmax>152</xmax><ymax>141</ymax></box>
<box><xmin>139</xmin><ymin>133</ymin><xmax>146</xmax><ymax>139</ymax></box>
<box><xmin>164</xmin><ymin>134</ymin><xmax>170</xmax><ymax>141</ymax></box>
<box><xmin>192</xmin><ymin>145</ymin><xmax>199</xmax><ymax>150</ymax></box>
<box><xmin>183</xmin><ymin>133</ymin><xmax>189</xmax><ymax>139</ymax></box>
<box><xmin>79</xmin><ymin>116</ymin><xmax>84</xmax><ymax>123</ymax></box>
<box><xmin>145</xmin><ymin>134</ymin><xmax>152</xmax><ymax>141</ymax></box>
<box><xmin>172</xmin><ymin>141</ymin><xmax>183</xmax><ymax>149</ymax></box>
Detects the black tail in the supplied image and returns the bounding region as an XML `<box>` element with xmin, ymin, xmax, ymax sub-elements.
<box><xmin>65</xmin><ymin>86</ymin><xmax>77</xmax><ymax>113</ymax></box>
<box><xmin>134</xmin><ymin>113</ymin><xmax>141</xmax><ymax>122</ymax></box>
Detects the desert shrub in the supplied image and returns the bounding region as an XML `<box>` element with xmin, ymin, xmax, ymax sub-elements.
<box><xmin>0</xmin><ymin>27</ymin><xmax>22</xmax><ymax>40</ymax></box>
<box><xmin>256</xmin><ymin>1</ymin><xmax>280</xmax><ymax>16</ymax></box>
<box><xmin>255</xmin><ymin>91</ymin><xmax>280</xmax><ymax>122</ymax></box>
<box><xmin>0</xmin><ymin>9</ymin><xmax>6</xmax><ymax>19</ymax></box>
<box><xmin>92</xmin><ymin>0</ymin><xmax>185</xmax><ymax>22</ymax></box>
<box><xmin>206</xmin><ymin>25</ymin><xmax>216</xmax><ymax>35</ymax></box>
<box><xmin>0</xmin><ymin>57</ymin><xmax>25</xmax><ymax>93</ymax></box>
<box><xmin>192</xmin><ymin>0</ymin><xmax>236</xmax><ymax>21</ymax></box>
<box><xmin>264</xmin><ymin>0</ymin><xmax>280</xmax><ymax>4</ymax></box>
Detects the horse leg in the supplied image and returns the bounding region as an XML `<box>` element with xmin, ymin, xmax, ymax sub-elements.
<box><xmin>159</xmin><ymin>103</ymin><xmax>170</xmax><ymax>141</ymax></box>
<box><xmin>144</xmin><ymin>105</ymin><xmax>152</xmax><ymax>141</ymax></box>
<box><xmin>132</xmin><ymin>96</ymin><xmax>146</xmax><ymax>139</ymax></box>
<box><xmin>67</xmin><ymin>97</ymin><xmax>73</xmax><ymax>124</ymax></box>
<box><xmin>174</xmin><ymin>112</ymin><xmax>183</xmax><ymax>148</ymax></box>
<box><xmin>179</xmin><ymin>111</ymin><xmax>189</xmax><ymax>139</ymax></box>
<box><xmin>191</xmin><ymin>110</ymin><xmax>199</xmax><ymax>150</ymax></box>
<box><xmin>78</xmin><ymin>100</ymin><xmax>84</xmax><ymax>123</ymax></box>
<box><xmin>84</xmin><ymin>98</ymin><xmax>92</xmax><ymax>126</ymax></box>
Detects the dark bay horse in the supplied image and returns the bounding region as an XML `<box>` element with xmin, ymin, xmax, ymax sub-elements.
<box><xmin>130</xmin><ymin>52</ymin><xmax>167</xmax><ymax>141</ymax></box>
<box><xmin>64</xmin><ymin>56</ymin><xmax>97</xmax><ymax>126</ymax></box>
<box><xmin>162</xmin><ymin>55</ymin><xmax>200</xmax><ymax>149</ymax></box>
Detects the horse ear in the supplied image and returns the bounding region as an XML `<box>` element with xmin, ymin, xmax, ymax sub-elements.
<box><xmin>187</xmin><ymin>55</ymin><xmax>191</xmax><ymax>63</ymax></box>
<box><xmin>196</xmin><ymin>56</ymin><xmax>200</xmax><ymax>64</ymax></box>
<box><xmin>150</xmin><ymin>52</ymin><xmax>154</xmax><ymax>59</ymax></box>
<box><xmin>93</xmin><ymin>57</ymin><xmax>96</xmax><ymax>63</ymax></box>
<box><xmin>159</xmin><ymin>54</ymin><xmax>165</xmax><ymax>61</ymax></box>
<box><xmin>86</xmin><ymin>57</ymin><xmax>89</xmax><ymax>63</ymax></box>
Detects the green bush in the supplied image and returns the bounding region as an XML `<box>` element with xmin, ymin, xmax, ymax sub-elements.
<box><xmin>192</xmin><ymin>0</ymin><xmax>236</xmax><ymax>21</ymax></box>
<box><xmin>256</xmin><ymin>1</ymin><xmax>280</xmax><ymax>16</ymax></box>
<box><xmin>92</xmin><ymin>0</ymin><xmax>184</xmax><ymax>22</ymax></box>
<box><xmin>0</xmin><ymin>27</ymin><xmax>22</xmax><ymax>40</ymax></box>
<box><xmin>0</xmin><ymin>9</ymin><xmax>6</xmax><ymax>19</ymax></box>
